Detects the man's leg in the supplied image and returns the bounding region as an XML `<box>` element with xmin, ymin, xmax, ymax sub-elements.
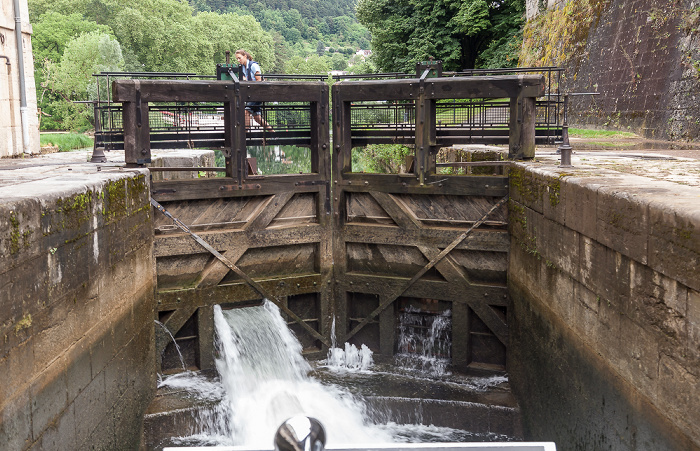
<box><xmin>253</xmin><ymin>112</ymin><xmax>273</xmax><ymax>131</ymax></box>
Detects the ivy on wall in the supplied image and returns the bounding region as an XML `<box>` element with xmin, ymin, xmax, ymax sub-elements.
<box><xmin>518</xmin><ymin>0</ymin><xmax>609</xmax><ymax>68</ymax></box>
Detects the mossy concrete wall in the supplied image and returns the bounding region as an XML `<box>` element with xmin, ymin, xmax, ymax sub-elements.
<box><xmin>522</xmin><ymin>0</ymin><xmax>700</xmax><ymax>141</ymax></box>
<box><xmin>508</xmin><ymin>163</ymin><xmax>700</xmax><ymax>450</ymax></box>
<box><xmin>0</xmin><ymin>167</ymin><xmax>156</xmax><ymax>449</ymax></box>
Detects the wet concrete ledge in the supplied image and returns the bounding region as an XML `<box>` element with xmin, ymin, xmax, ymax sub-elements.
<box><xmin>507</xmin><ymin>155</ymin><xmax>700</xmax><ymax>450</ymax></box>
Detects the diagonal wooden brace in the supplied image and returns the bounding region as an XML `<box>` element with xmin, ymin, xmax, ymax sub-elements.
<box><xmin>151</xmin><ymin>198</ymin><xmax>331</xmax><ymax>347</ymax></box>
<box><xmin>345</xmin><ymin>195</ymin><xmax>509</xmax><ymax>341</ymax></box>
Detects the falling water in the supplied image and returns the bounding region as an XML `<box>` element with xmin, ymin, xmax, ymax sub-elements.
<box><xmin>154</xmin><ymin>320</ymin><xmax>187</xmax><ymax>372</ymax></box>
<box><xmin>163</xmin><ymin>302</ymin><xmax>393</xmax><ymax>447</ymax></box>
<box><xmin>157</xmin><ymin>301</ymin><xmax>514</xmax><ymax>448</ymax></box>
<box><xmin>395</xmin><ymin>307</ymin><xmax>452</xmax><ymax>376</ymax></box>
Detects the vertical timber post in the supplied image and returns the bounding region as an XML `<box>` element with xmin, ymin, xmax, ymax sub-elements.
<box><xmin>509</xmin><ymin>93</ymin><xmax>536</xmax><ymax>159</ymax></box>
<box><xmin>331</xmin><ymin>82</ymin><xmax>353</xmax><ymax>346</ymax></box>
<box><xmin>197</xmin><ymin>306</ymin><xmax>215</xmax><ymax>370</ymax></box>
<box><xmin>313</xmin><ymin>81</ymin><xmax>333</xmax><ymax>348</ymax></box>
<box><xmin>121</xmin><ymin>83</ymin><xmax>151</xmax><ymax>166</ymax></box>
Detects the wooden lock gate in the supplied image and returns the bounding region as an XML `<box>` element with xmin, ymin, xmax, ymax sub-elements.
<box><xmin>111</xmin><ymin>74</ymin><xmax>545</xmax><ymax>374</ymax></box>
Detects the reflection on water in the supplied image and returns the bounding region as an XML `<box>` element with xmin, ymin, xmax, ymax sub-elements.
<box><xmin>249</xmin><ymin>145</ymin><xmax>311</xmax><ymax>174</ymax></box>
<box><xmin>214</xmin><ymin>145</ymin><xmax>312</xmax><ymax>175</ymax></box>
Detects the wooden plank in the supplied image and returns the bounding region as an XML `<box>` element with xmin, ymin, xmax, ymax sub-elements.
<box><xmin>368</xmin><ymin>191</ymin><xmax>422</xmax><ymax>230</ymax></box>
<box><xmin>197</xmin><ymin>246</ymin><xmax>248</xmax><ymax>287</ymax></box>
<box><xmin>341</xmin><ymin>274</ymin><xmax>508</xmax><ymax>305</ymax></box>
<box><xmin>113</xmin><ymin>79</ymin><xmax>324</xmax><ymax>103</ymax></box>
<box><xmin>154</xmin><ymin>224</ymin><xmax>325</xmax><ymax>257</ymax></box>
<box><xmin>151</xmin><ymin>176</ymin><xmax>327</xmax><ymax>202</ymax></box>
<box><xmin>425</xmin><ymin>75</ymin><xmax>545</xmax><ymax>100</ymax></box>
<box><xmin>343</xmin><ymin>225</ymin><xmax>510</xmax><ymax>253</ymax></box>
<box><xmin>334</xmin><ymin>75</ymin><xmax>544</xmax><ymax>102</ymax></box>
<box><xmin>419</xmin><ymin>245</ymin><xmax>508</xmax><ymax>345</ymax></box>
<box><xmin>197</xmin><ymin>306</ymin><xmax>215</xmax><ymax>370</ymax></box>
<box><xmin>157</xmin><ymin>306</ymin><xmax>198</xmax><ymax>354</ymax></box>
<box><xmin>157</xmin><ymin>274</ymin><xmax>324</xmax><ymax>309</ymax></box>
<box><xmin>243</xmin><ymin>192</ymin><xmax>295</xmax><ymax>231</ymax></box>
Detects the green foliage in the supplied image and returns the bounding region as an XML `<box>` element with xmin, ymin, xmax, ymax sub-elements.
<box><xmin>328</xmin><ymin>53</ymin><xmax>348</xmax><ymax>71</ymax></box>
<box><xmin>32</xmin><ymin>12</ymin><xmax>114</xmax><ymax>64</ymax></box>
<box><xmin>191</xmin><ymin>0</ymin><xmax>371</xmax><ymax>70</ymax></box>
<box><xmin>41</xmin><ymin>31</ymin><xmax>124</xmax><ymax>130</ymax></box>
<box><xmin>357</xmin><ymin>0</ymin><xmax>524</xmax><ymax>72</ymax></box>
<box><xmin>48</xmin><ymin>32</ymin><xmax>124</xmax><ymax>97</ymax></box>
<box><xmin>347</xmin><ymin>58</ymin><xmax>377</xmax><ymax>74</ymax></box>
<box><xmin>246</xmin><ymin>146</ymin><xmax>311</xmax><ymax>174</ymax></box>
<box><xmin>284</xmin><ymin>55</ymin><xmax>329</xmax><ymax>75</ymax></box>
<box><xmin>40</xmin><ymin>133</ymin><xmax>94</xmax><ymax>152</ymax></box>
<box><xmin>352</xmin><ymin>144</ymin><xmax>412</xmax><ymax>173</ymax></box>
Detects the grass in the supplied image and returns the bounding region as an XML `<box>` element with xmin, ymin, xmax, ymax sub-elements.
<box><xmin>40</xmin><ymin>133</ymin><xmax>94</xmax><ymax>152</ymax></box>
<box><xmin>568</xmin><ymin>128</ymin><xmax>639</xmax><ymax>139</ymax></box>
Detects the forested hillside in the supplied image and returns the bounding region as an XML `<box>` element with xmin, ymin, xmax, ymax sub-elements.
<box><xmin>28</xmin><ymin>0</ymin><xmax>525</xmax><ymax>131</ymax></box>
<box><xmin>28</xmin><ymin>0</ymin><xmax>371</xmax><ymax>130</ymax></box>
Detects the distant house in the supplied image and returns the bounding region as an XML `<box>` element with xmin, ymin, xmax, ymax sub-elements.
<box><xmin>355</xmin><ymin>50</ymin><xmax>372</xmax><ymax>59</ymax></box>
<box><xmin>0</xmin><ymin>0</ymin><xmax>40</xmax><ymax>157</ymax></box>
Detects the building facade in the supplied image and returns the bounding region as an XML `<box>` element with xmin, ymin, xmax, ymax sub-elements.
<box><xmin>1</xmin><ymin>0</ymin><xmax>40</xmax><ymax>157</ymax></box>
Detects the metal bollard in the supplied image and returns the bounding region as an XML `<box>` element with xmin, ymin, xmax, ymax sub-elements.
<box><xmin>90</xmin><ymin>146</ymin><xmax>107</xmax><ymax>163</ymax></box>
<box><xmin>558</xmin><ymin>95</ymin><xmax>572</xmax><ymax>168</ymax></box>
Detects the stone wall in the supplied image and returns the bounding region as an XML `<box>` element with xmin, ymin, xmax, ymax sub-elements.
<box><xmin>507</xmin><ymin>163</ymin><xmax>700</xmax><ymax>450</ymax></box>
<box><xmin>523</xmin><ymin>0</ymin><xmax>700</xmax><ymax>141</ymax></box>
<box><xmin>0</xmin><ymin>168</ymin><xmax>156</xmax><ymax>449</ymax></box>
<box><xmin>0</xmin><ymin>0</ymin><xmax>40</xmax><ymax>157</ymax></box>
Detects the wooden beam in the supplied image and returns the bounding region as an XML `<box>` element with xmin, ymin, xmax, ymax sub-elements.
<box><xmin>113</xmin><ymin>79</ymin><xmax>324</xmax><ymax>103</ymax></box>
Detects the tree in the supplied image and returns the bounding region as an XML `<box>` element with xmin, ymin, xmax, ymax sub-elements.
<box><xmin>328</xmin><ymin>53</ymin><xmax>348</xmax><ymax>71</ymax></box>
<box><xmin>356</xmin><ymin>0</ymin><xmax>524</xmax><ymax>72</ymax></box>
<box><xmin>44</xmin><ymin>32</ymin><xmax>125</xmax><ymax>130</ymax></box>
<box><xmin>32</xmin><ymin>12</ymin><xmax>114</xmax><ymax>64</ymax></box>
<box><xmin>191</xmin><ymin>12</ymin><xmax>276</xmax><ymax>74</ymax></box>
<box><xmin>284</xmin><ymin>55</ymin><xmax>329</xmax><ymax>75</ymax></box>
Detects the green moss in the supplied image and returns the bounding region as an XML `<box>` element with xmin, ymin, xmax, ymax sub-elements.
<box><xmin>52</xmin><ymin>191</ymin><xmax>94</xmax><ymax>234</ymax></box>
<box><xmin>9</xmin><ymin>213</ymin><xmax>21</xmax><ymax>255</ymax></box>
<box><xmin>548</xmin><ymin>177</ymin><xmax>561</xmax><ymax>207</ymax></box>
<box><xmin>509</xmin><ymin>167</ymin><xmax>542</xmax><ymax>204</ymax></box>
<box><xmin>675</xmin><ymin>225</ymin><xmax>694</xmax><ymax>241</ymax></box>
<box><xmin>520</xmin><ymin>0</ymin><xmax>610</xmax><ymax>68</ymax></box>
<box><xmin>14</xmin><ymin>314</ymin><xmax>32</xmax><ymax>334</ymax></box>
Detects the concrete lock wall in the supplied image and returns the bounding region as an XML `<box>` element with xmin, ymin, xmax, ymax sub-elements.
<box><xmin>507</xmin><ymin>163</ymin><xmax>700</xmax><ymax>450</ymax></box>
<box><xmin>0</xmin><ymin>168</ymin><xmax>156</xmax><ymax>449</ymax></box>
<box><xmin>0</xmin><ymin>0</ymin><xmax>41</xmax><ymax>157</ymax></box>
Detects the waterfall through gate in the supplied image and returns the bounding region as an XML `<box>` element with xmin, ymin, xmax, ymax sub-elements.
<box><xmin>157</xmin><ymin>301</ymin><xmax>514</xmax><ymax>448</ymax></box>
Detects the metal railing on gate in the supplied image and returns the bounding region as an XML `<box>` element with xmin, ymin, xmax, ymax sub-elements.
<box><xmin>92</xmin><ymin>67</ymin><xmax>564</xmax><ymax>152</ymax></box>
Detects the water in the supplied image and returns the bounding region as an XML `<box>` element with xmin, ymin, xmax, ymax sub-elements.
<box><xmin>395</xmin><ymin>307</ymin><xmax>452</xmax><ymax>376</ymax></box>
<box><xmin>325</xmin><ymin>318</ymin><xmax>374</xmax><ymax>372</ymax></box>
<box><xmin>155</xmin><ymin>320</ymin><xmax>187</xmax><ymax>372</ymax></box>
<box><xmin>161</xmin><ymin>302</ymin><xmax>393</xmax><ymax>447</ymax></box>
<box><xmin>157</xmin><ymin>301</ymin><xmax>515</xmax><ymax>448</ymax></box>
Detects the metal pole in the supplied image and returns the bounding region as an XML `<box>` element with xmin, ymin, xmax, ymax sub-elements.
<box><xmin>13</xmin><ymin>0</ymin><xmax>33</xmax><ymax>155</ymax></box>
<box><xmin>558</xmin><ymin>95</ymin><xmax>572</xmax><ymax>167</ymax></box>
